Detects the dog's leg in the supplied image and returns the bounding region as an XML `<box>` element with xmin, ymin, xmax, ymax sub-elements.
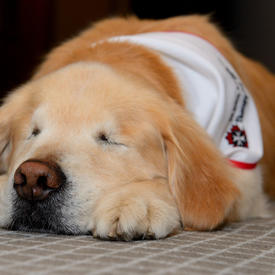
<box><xmin>90</xmin><ymin>179</ymin><xmax>181</xmax><ymax>241</ymax></box>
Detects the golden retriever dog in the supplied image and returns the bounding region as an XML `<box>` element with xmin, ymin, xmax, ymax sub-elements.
<box><xmin>0</xmin><ymin>15</ymin><xmax>274</xmax><ymax>240</ymax></box>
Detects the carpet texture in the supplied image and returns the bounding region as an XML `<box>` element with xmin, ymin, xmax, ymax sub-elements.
<box><xmin>0</xmin><ymin>203</ymin><xmax>274</xmax><ymax>275</ymax></box>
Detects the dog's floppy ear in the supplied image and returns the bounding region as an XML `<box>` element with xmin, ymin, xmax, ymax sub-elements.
<box><xmin>0</xmin><ymin>88</ymin><xmax>33</xmax><ymax>173</ymax></box>
<box><xmin>0</xmin><ymin>102</ymin><xmax>13</xmax><ymax>173</ymax></box>
<box><xmin>162</xmin><ymin>107</ymin><xmax>239</xmax><ymax>230</ymax></box>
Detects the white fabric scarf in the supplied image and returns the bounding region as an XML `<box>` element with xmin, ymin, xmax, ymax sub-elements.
<box><xmin>105</xmin><ymin>32</ymin><xmax>263</xmax><ymax>169</ymax></box>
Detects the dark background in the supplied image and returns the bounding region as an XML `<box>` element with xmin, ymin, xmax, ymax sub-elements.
<box><xmin>1</xmin><ymin>0</ymin><xmax>275</xmax><ymax>98</ymax></box>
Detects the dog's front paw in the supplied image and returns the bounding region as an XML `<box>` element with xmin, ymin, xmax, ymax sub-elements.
<box><xmin>91</xmin><ymin>186</ymin><xmax>180</xmax><ymax>241</ymax></box>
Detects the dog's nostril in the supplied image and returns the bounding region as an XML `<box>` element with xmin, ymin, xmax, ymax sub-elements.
<box><xmin>13</xmin><ymin>170</ymin><xmax>27</xmax><ymax>187</ymax></box>
<box><xmin>37</xmin><ymin>175</ymin><xmax>49</xmax><ymax>189</ymax></box>
<box><xmin>20</xmin><ymin>173</ymin><xmax>27</xmax><ymax>186</ymax></box>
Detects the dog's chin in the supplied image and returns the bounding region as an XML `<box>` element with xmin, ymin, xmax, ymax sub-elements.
<box><xmin>8</xmin><ymin>187</ymin><xmax>86</xmax><ymax>235</ymax></box>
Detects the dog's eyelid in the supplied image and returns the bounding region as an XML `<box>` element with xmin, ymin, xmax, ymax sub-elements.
<box><xmin>97</xmin><ymin>132</ymin><xmax>113</xmax><ymax>144</ymax></box>
<box><xmin>31</xmin><ymin>127</ymin><xmax>41</xmax><ymax>137</ymax></box>
<box><xmin>96</xmin><ymin>131</ymin><xmax>125</xmax><ymax>146</ymax></box>
<box><xmin>98</xmin><ymin>133</ymin><xmax>109</xmax><ymax>142</ymax></box>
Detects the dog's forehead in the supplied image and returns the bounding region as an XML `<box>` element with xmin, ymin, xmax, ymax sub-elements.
<box><xmin>32</xmin><ymin>62</ymin><xmax>154</xmax><ymax>126</ymax></box>
<box><xmin>38</xmin><ymin>63</ymin><xmax>129</xmax><ymax>101</ymax></box>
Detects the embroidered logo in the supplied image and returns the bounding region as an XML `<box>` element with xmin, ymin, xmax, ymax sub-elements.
<box><xmin>226</xmin><ymin>125</ymin><xmax>248</xmax><ymax>148</ymax></box>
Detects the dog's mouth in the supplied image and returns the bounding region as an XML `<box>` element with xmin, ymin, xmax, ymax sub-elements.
<box><xmin>8</xmin><ymin>183</ymin><xmax>83</xmax><ymax>235</ymax></box>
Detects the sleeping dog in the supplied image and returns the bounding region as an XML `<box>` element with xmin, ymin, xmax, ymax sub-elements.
<box><xmin>0</xmin><ymin>15</ymin><xmax>274</xmax><ymax>240</ymax></box>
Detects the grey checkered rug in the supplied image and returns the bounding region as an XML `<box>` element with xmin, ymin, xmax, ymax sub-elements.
<box><xmin>0</xmin><ymin>203</ymin><xmax>274</xmax><ymax>275</ymax></box>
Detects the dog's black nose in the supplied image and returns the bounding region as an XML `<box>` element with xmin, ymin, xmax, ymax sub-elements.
<box><xmin>13</xmin><ymin>159</ymin><xmax>65</xmax><ymax>201</ymax></box>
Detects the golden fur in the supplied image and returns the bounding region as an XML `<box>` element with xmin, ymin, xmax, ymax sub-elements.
<box><xmin>0</xmin><ymin>15</ymin><xmax>274</xmax><ymax>239</ymax></box>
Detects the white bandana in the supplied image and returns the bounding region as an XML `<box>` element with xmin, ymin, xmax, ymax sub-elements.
<box><xmin>104</xmin><ymin>32</ymin><xmax>263</xmax><ymax>169</ymax></box>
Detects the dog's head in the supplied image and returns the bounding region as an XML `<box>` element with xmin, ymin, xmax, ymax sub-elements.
<box><xmin>0</xmin><ymin>62</ymin><xmax>238</xmax><ymax>234</ymax></box>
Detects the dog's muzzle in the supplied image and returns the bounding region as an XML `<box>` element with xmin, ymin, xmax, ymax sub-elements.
<box><xmin>8</xmin><ymin>159</ymin><xmax>81</xmax><ymax>234</ymax></box>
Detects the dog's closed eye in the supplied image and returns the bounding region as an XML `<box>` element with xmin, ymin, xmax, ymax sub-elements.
<box><xmin>32</xmin><ymin>128</ymin><xmax>41</xmax><ymax>136</ymax></box>
<box><xmin>97</xmin><ymin>132</ymin><xmax>115</xmax><ymax>144</ymax></box>
<box><xmin>98</xmin><ymin>133</ymin><xmax>110</xmax><ymax>143</ymax></box>
<box><xmin>96</xmin><ymin>132</ymin><xmax>124</xmax><ymax>146</ymax></box>
<box><xmin>28</xmin><ymin>127</ymin><xmax>41</xmax><ymax>139</ymax></box>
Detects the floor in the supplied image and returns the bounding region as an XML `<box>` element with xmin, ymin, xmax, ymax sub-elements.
<box><xmin>0</xmin><ymin>203</ymin><xmax>274</xmax><ymax>275</ymax></box>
